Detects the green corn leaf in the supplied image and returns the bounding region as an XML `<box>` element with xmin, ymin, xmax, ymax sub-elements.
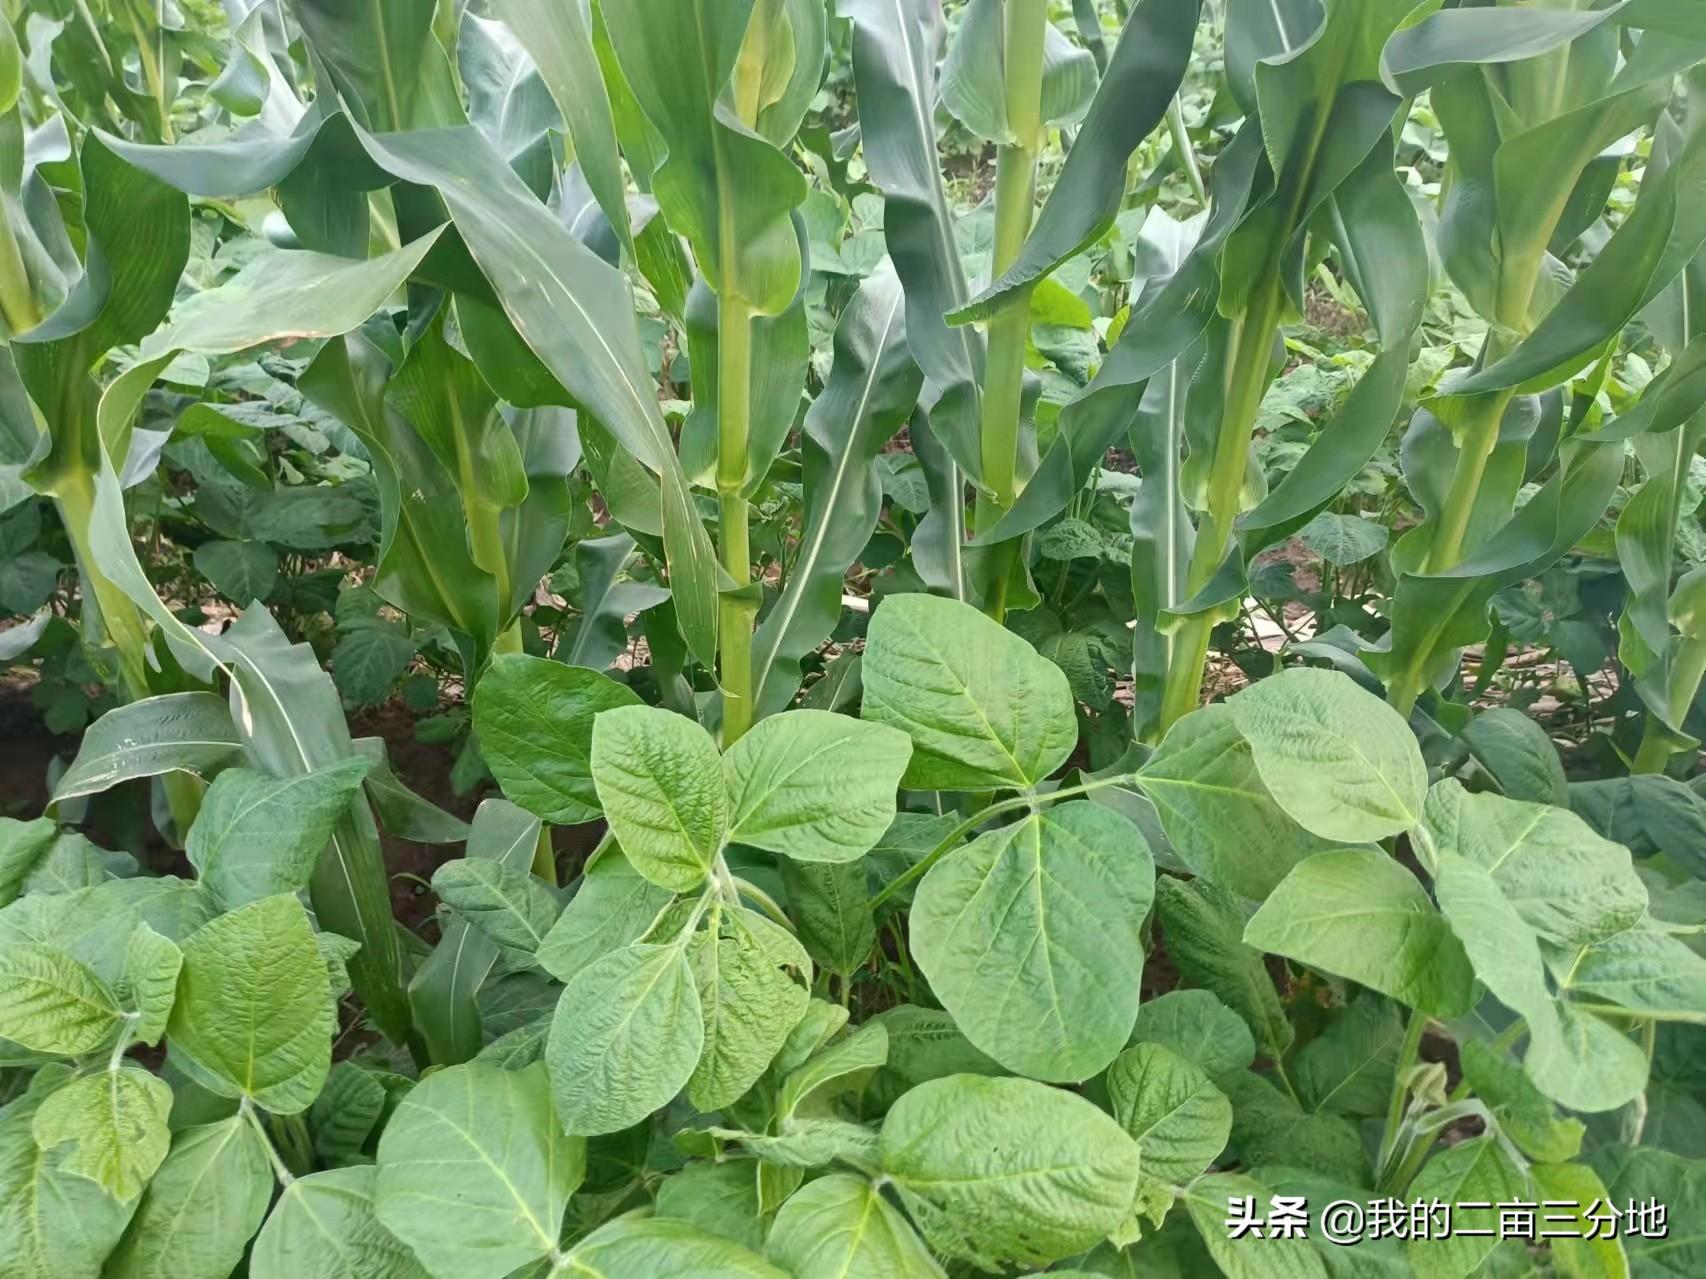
<box><xmin>51</xmin><ymin>693</ymin><xmax>240</xmax><ymax>809</ymax></box>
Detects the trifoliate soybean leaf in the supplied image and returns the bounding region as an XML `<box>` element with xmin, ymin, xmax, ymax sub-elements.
<box><xmin>1292</xmin><ymin>995</ymin><xmax>1405</xmax><ymax>1118</ymax></box>
<box><xmin>120</xmin><ymin>923</ymin><xmax>182</xmax><ymax>1046</ymax></box>
<box><xmin>1130</xmin><ymin>989</ymin><xmax>1258</xmax><ymax>1079</ymax></box>
<box><xmin>185</xmin><ymin>758</ymin><xmax>372</xmax><ymax>910</ymax></box>
<box><xmin>0</xmin><ymin>944</ymin><xmax>124</xmax><ymax>1054</ymax></box>
<box><xmin>472</xmin><ymin>655</ymin><xmax>642</xmax><ymax>824</ymax></box>
<box><xmin>862</xmin><ymin>593</ymin><xmax>1077</xmax><ymax>791</ymax></box>
<box><xmin>779</xmin><ymin>857</ymin><xmax>873</xmax><ymax>976</ymax></box>
<box><xmin>252</xmin><ymin>1165</ymin><xmax>431</xmax><ymax>1279</ymax></box>
<box><xmin>1155</xmin><ymin>877</ymin><xmax>1293</xmax><ymax>1059</ymax></box>
<box><xmin>722</xmin><ymin>710</ymin><xmax>911</xmax><ymax>862</ymax></box>
<box><xmin>537</xmin><ymin>848</ymin><xmax>674</xmax><ymax>982</ymax></box>
<box><xmin>1230</xmin><ymin>667</ymin><xmax>1427</xmax><ymax>841</ymax></box>
<box><xmin>1404</xmin><ymin>1138</ymin><xmax>1531</xmax><ymax>1279</ymax></box>
<box><xmin>655</xmin><ymin>1159</ymin><xmax>766</xmax><ymax>1252</ymax></box>
<box><xmin>910</xmin><ymin>804</ymin><xmax>1153</xmax><ymax>1082</ymax></box>
<box><xmin>1459</xmin><ymin>708</ymin><xmax>1568</xmax><ymax>807</ymax></box>
<box><xmin>1424</xmin><ymin>779</ymin><xmax>1647</xmax><ymax>947</ymax></box>
<box><xmin>591</xmin><ymin>705</ymin><xmax>726</xmax><ymax>891</ymax></box>
<box><xmin>547</xmin><ymin>941</ymin><xmax>703</xmax><ymax>1135</ymax></box>
<box><xmin>1136</xmin><ymin>703</ymin><xmax>1326</xmax><ymax>899</ymax></box>
<box><xmin>769</xmin><ymin>1173</ymin><xmax>945</xmax><ymax>1278</ymax></box>
<box><xmin>166</xmin><ymin>894</ymin><xmax>334</xmax><ymax>1114</ymax></box>
<box><xmin>331</xmin><ymin>625</ymin><xmax>415</xmax><ymax>707</ymax></box>
<box><xmin>557</xmin><ymin>1217</ymin><xmax>786</xmax><ymax>1278</ymax></box>
<box><xmin>1107</xmin><ymin>1042</ymin><xmax>1232</xmax><ymax>1186</ymax></box>
<box><xmin>1297</xmin><ymin>511</ymin><xmax>1389</xmax><ymax>565</ymax></box>
<box><xmin>375</xmin><ymin>1062</ymin><xmax>583</xmax><ymax>1279</ymax></box>
<box><xmin>431</xmin><ymin>859</ymin><xmax>561</xmax><ymax>967</ymax></box>
<box><xmin>1247</xmin><ymin>850</ymin><xmax>1476</xmax><ymax>1017</ymax></box>
<box><xmin>878</xmin><ymin>1074</ymin><xmax>1142</xmax><ymax>1271</ymax></box>
<box><xmin>104</xmin><ymin>1114</ymin><xmax>274</xmax><ymax>1279</ymax></box>
<box><xmin>193</xmin><ymin>539</ymin><xmax>278</xmax><ymax>604</ymax></box>
<box><xmin>30</xmin><ymin>1066</ymin><xmax>173</xmax><ymax>1200</ymax></box>
<box><xmin>0</xmin><ymin>1071</ymin><xmax>139</xmax><ymax>1279</ymax></box>
<box><xmin>50</xmin><ymin>693</ymin><xmax>241</xmax><ymax>809</ymax></box>
<box><xmin>688</xmin><ymin>907</ymin><xmax>811</xmax><ymax>1111</ymax></box>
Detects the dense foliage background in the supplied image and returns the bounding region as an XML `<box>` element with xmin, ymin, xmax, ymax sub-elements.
<box><xmin>2</xmin><ymin>0</ymin><xmax>1706</xmax><ymax>1276</ymax></box>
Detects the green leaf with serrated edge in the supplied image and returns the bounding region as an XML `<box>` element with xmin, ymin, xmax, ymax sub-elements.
<box><xmin>411</xmin><ymin>797</ymin><xmax>543</xmax><ymax>1066</ymax></box>
<box><xmin>780</xmin><ymin>857</ymin><xmax>873</xmax><ymax>976</ymax></box>
<box><xmin>0</xmin><ymin>943</ymin><xmax>124</xmax><ymax>1054</ymax></box>
<box><xmin>122</xmin><ymin>923</ymin><xmax>181</xmax><ymax>1046</ymax></box>
<box><xmin>1183</xmin><ymin>1173</ymin><xmax>1329</xmax><ymax>1279</ymax></box>
<box><xmin>591</xmin><ymin>705</ymin><xmax>726</xmax><ymax>892</ymax></box>
<box><xmin>474</xmin><ymin>656</ymin><xmax>642</xmax><ymax>825</ymax></box>
<box><xmin>1246</xmin><ymin>850</ymin><xmax>1475</xmax><ymax>1017</ymax></box>
<box><xmin>31</xmin><ymin>1066</ymin><xmax>172</xmax><ymax>1200</ymax></box>
<box><xmin>537</xmin><ymin>848</ymin><xmax>675</xmax><ymax>983</ymax></box>
<box><xmin>1129</xmin><ymin>989</ymin><xmax>1257</xmax><ymax>1078</ymax></box>
<box><xmin>862</xmin><ymin>594</ymin><xmax>1077</xmax><ymax>791</ymax></box>
<box><xmin>1135</xmin><ymin>703</ymin><xmax>1325</xmax><ymax>899</ymax></box>
<box><xmin>430</xmin><ymin>859</ymin><xmax>561</xmax><ymax>967</ymax></box>
<box><xmin>50</xmin><ymin>693</ymin><xmax>240</xmax><ymax>809</ymax></box>
<box><xmin>1405</xmin><ymin>1137</ymin><xmax>1532</xmax><ymax>1279</ymax></box>
<box><xmin>547</xmin><ymin>940</ymin><xmax>703</xmax><ymax>1135</ymax></box>
<box><xmin>1459</xmin><ymin>708</ymin><xmax>1568</xmax><ymax>808</ymax></box>
<box><xmin>1229</xmin><ymin>668</ymin><xmax>1427</xmax><ymax>842</ymax></box>
<box><xmin>769</xmin><ymin>1173</ymin><xmax>945</xmax><ymax>1279</ymax></box>
<box><xmin>1107</xmin><ymin>1042</ymin><xmax>1232</xmax><ymax>1186</ymax></box>
<box><xmin>105</xmin><ymin>1114</ymin><xmax>274</xmax><ymax>1279</ymax></box>
<box><xmin>0</xmin><ymin>1070</ymin><xmax>139</xmax><ymax>1279</ymax></box>
<box><xmin>656</xmin><ymin>1159</ymin><xmax>765</xmax><ymax>1253</ymax></box>
<box><xmin>911</xmin><ymin>804</ymin><xmax>1153</xmax><ymax>1082</ymax></box>
<box><xmin>723</xmin><ymin>710</ymin><xmax>910</xmax><ymax>862</ymax></box>
<box><xmin>186</xmin><ymin>758</ymin><xmax>372</xmax><ymax>911</ymax></box>
<box><xmin>166</xmin><ymin>894</ymin><xmax>333</xmax><ymax>1115</ymax></box>
<box><xmin>1423</xmin><ymin>780</ymin><xmax>1647</xmax><ymax>948</ymax></box>
<box><xmin>252</xmin><ymin>1164</ymin><xmax>431</xmax><ymax>1279</ymax></box>
<box><xmin>1292</xmin><ymin>994</ymin><xmax>1404</xmax><ymax>1118</ymax></box>
<box><xmin>751</xmin><ymin>266</ymin><xmax>922</xmax><ymax>715</ymax></box>
<box><xmin>878</xmin><ymin>1074</ymin><xmax>1141</xmax><ymax>1272</ymax></box>
<box><xmin>557</xmin><ymin>1217</ymin><xmax>787</xmax><ymax>1278</ymax></box>
<box><xmin>687</xmin><ymin>906</ymin><xmax>811</xmax><ymax>1110</ymax></box>
<box><xmin>1154</xmin><ymin>877</ymin><xmax>1292</xmax><ymax>1059</ymax></box>
<box><xmin>375</xmin><ymin>1062</ymin><xmax>583</xmax><ymax>1279</ymax></box>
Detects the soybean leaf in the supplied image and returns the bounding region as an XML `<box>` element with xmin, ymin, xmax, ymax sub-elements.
<box><xmin>687</xmin><ymin>907</ymin><xmax>812</xmax><ymax>1111</ymax></box>
<box><xmin>768</xmin><ymin>1173</ymin><xmax>944</xmax><ymax>1278</ymax></box>
<box><xmin>1106</xmin><ymin>1041</ymin><xmax>1233</xmax><ymax>1186</ymax></box>
<box><xmin>1292</xmin><ymin>995</ymin><xmax>1405</xmax><ymax>1118</ymax></box>
<box><xmin>1129</xmin><ymin>990</ymin><xmax>1258</xmax><ymax>1079</ymax></box>
<box><xmin>1404</xmin><ymin>1138</ymin><xmax>1532</xmax><ymax>1279</ymax></box>
<box><xmin>430</xmin><ymin>860</ymin><xmax>561</xmax><ymax>968</ymax></box>
<box><xmin>1154</xmin><ymin>877</ymin><xmax>1293</xmax><ymax>1059</ymax></box>
<box><xmin>591</xmin><ymin>705</ymin><xmax>726</xmax><ymax>892</ymax></box>
<box><xmin>251</xmin><ymin>1164</ymin><xmax>431</xmax><ymax>1279</ymax></box>
<box><xmin>537</xmin><ymin>848</ymin><xmax>675</xmax><ymax>983</ymax></box>
<box><xmin>556</xmin><ymin>1217</ymin><xmax>785</xmax><ymax>1278</ymax></box>
<box><xmin>1459</xmin><ymin>708</ymin><xmax>1568</xmax><ymax>808</ymax></box>
<box><xmin>29</xmin><ymin>1067</ymin><xmax>173</xmax><ymax>1200</ymax></box>
<box><xmin>779</xmin><ymin>858</ymin><xmax>874</xmax><ymax>977</ymax></box>
<box><xmin>0</xmin><ymin>945</ymin><xmax>125</xmax><ymax>1055</ymax></box>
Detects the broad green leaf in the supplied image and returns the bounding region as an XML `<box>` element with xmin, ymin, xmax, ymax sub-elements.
<box><xmin>1423</xmin><ymin>780</ymin><xmax>1647</xmax><ymax>947</ymax></box>
<box><xmin>1405</xmin><ymin>1137</ymin><xmax>1531</xmax><ymax>1279</ymax></box>
<box><xmin>0</xmin><ymin>816</ymin><xmax>56</xmax><ymax>905</ymax></box>
<box><xmin>474</xmin><ymin>655</ymin><xmax>642</xmax><ymax>824</ymax></box>
<box><xmin>1129</xmin><ymin>989</ymin><xmax>1257</xmax><ymax>1079</ymax></box>
<box><xmin>1297</xmin><ymin>511</ymin><xmax>1389</xmax><ymax>566</ymax></box>
<box><xmin>723</xmin><ymin>710</ymin><xmax>910</xmax><ymax>862</ymax></box>
<box><xmin>537</xmin><ymin>848</ymin><xmax>675</xmax><ymax>982</ymax></box>
<box><xmin>779</xmin><ymin>857</ymin><xmax>873</xmax><ymax>976</ymax></box>
<box><xmin>768</xmin><ymin>1173</ymin><xmax>944</xmax><ymax>1278</ymax></box>
<box><xmin>51</xmin><ymin>693</ymin><xmax>240</xmax><ymax>808</ymax></box>
<box><xmin>0</xmin><ymin>1071</ymin><xmax>141</xmax><ymax>1279</ymax></box>
<box><xmin>557</xmin><ymin>1216</ymin><xmax>786</xmax><ymax>1278</ymax></box>
<box><xmin>867</xmin><ymin>1005</ymin><xmax>1007</xmax><ymax>1110</ymax></box>
<box><xmin>1530</xmin><ymin>1161</ymin><xmax>1629</xmax><ymax>1279</ymax></box>
<box><xmin>185</xmin><ymin>758</ymin><xmax>372</xmax><ymax>911</ymax></box>
<box><xmin>1107</xmin><ymin>1042</ymin><xmax>1232</xmax><ymax>1186</ymax></box>
<box><xmin>309</xmin><ymin>1063</ymin><xmax>390</xmax><ymax>1168</ymax></box>
<box><xmin>910</xmin><ymin>804</ymin><xmax>1153</xmax><ymax>1082</ymax></box>
<box><xmin>1183</xmin><ymin>1173</ymin><xmax>1329</xmax><ymax>1279</ymax></box>
<box><xmin>688</xmin><ymin>906</ymin><xmax>811</xmax><ymax>1110</ymax></box>
<box><xmin>547</xmin><ymin>941</ymin><xmax>703</xmax><ymax>1135</ymax></box>
<box><xmin>167</xmin><ymin>894</ymin><xmax>334</xmax><ymax>1114</ymax></box>
<box><xmin>655</xmin><ymin>1159</ymin><xmax>766</xmax><ymax>1253</ymax></box>
<box><xmin>1292</xmin><ymin>995</ymin><xmax>1404</xmax><ymax>1118</ymax></box>
<box><xmin>777</xmin><ymin>1022</ymin><xmax>890</xmax><ymax>1121</ymax></box>
<box><xmin>591</xmin><ymin>705</ymin><xmax>726</xmax><ymax>892</ymax></box>
<box><xmin>430</xmin><ymin>860</ymin><xmax>561</xmax><ymax>967</ymax></box>
<box><xmin>1154</xmin><ymin>877</ymin><xmax>1292</xmax><ymax>1059</ymax></box>
<box><xmin>1230</xmin><ymin>668</ymin><xmax>1427</xmax><ymax>841</ymax></box>
<box><xmin>1246</xmin><ymin>850</ymin><xmax>1475</xmax><ymax>1017</ymax></box>
<box><xmin>862</xmin><ymin>594</ymin><xmax>1076</xmax><ymax>791</ymax></box>
<box><xmin>1433</xmin><ymin>847</ymin><xmax>1560</xmax><ymax>1045</ymax></box>
<box><xmin>1570</xmin><ymin>773</ymin><xmax>1706</xmax><ymax>863</ymax></box>
<box><xmin>193</xmin><ymin>540</ymin><xmax>278</xmax><ymax>605</ymax></box>
<box><xmin>290</xmin><ymin>0</ymin><xmax>461</xmax><ymax>132</ymax></box>
<box><xmin>0</xmin><ymin>943</ymin><xmax>124</xmax><ymax>1054</ymax></box>
<box><xmin>1459</xmin><ymin>708</ymin><xmax>1568</xmax><ymax>808</ymax></box>
<box><xmin>556</xmin><ymin>532</ymin><xmax>672</xmax><ymax>672</ymax></box>
<box><xmin>30</xmin><ymin>1066</ymin><xmax>173</xmax><ymax>1199</ymax></box>
<box><xmin>459</xmin><ymin>11</ymin><xmax>560</xmax><ymax>196</ymax></box>
<box><xmin>122</xmin><ymin>923</ymin><xmax>182</xmax><ymax>1046</ymax></box>
<box><xmin>1136</xmin><ymin>703</ymin><xmax>1325</xmax><ymax>899</ymax></box>
<box><xmin>375</xmin><ymin>1062</ymin><xmax>583</xmax><ymax>1279</ymax></box>
<box><xmin>252</xmin><ymin>1165</ymin><xmax>431</xmax><ymax>1279</ymax></box>
<box><xmin>1459</xmin><ymin>1041</ymin><xmax>1584</xmax><ymax>1165</ymax></box>
<box><xmin>1550</xmin><ymin>919</ymin><xmax>1706</xmax><ymax>1022</ymax></box>
<box><xmin>939</xmin><ymin>0</ymin><xmax>1097</xmax><ymax>144</ymax></box>
<box><xmin>1588</xmin><ymin>1146</ymin><xmax>1704</xmax><ymax>1277</ymax></box>
<box><xmin>105</xmin><ymin>1115</ymin><xmax>274</xmax><ymax>1279</ymax></box>
<box><xmin>1525</xmin><ymin>1000</ymin><xmax>1651</xmax><ymax>1115</ymax></box>
<box><xmin>878</xmin><ymin>1074</ymin><xmax>1141</xmax><ymax>1271</ymax></box>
